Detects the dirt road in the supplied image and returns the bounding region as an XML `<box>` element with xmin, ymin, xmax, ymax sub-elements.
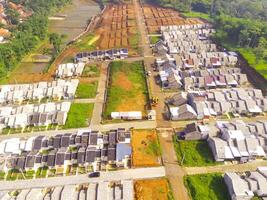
<box><xmin>158</xmin><ymin>129</ymin><xmax>190</xmax><ymax>200</ymax></box>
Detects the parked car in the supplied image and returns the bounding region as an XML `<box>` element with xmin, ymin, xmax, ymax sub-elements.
<box><xmin>88</xmin><ymin>172</ymin><xmax>100</xmax><ymax>178</ymax></box>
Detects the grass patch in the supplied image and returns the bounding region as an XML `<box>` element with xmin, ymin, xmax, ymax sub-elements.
<box><xmin>74</xmin><ymin>33</ymin><xmax>98</xmax><ymax>51</ymax></box>
<box><xmin>103</xmin><ymin>61</ymin><xmax>148</xmax><ymax>119</ymax></box>
<box><xmin>76</xmin><ymin>81</ymin><xmax>98</xmax><ymax>99</ymax></box>
<box><xmin>132</xmin><ymin>129</ymin><xmax>161</xmax><ymax>167</ymax></box>
<box><xmin>129</xmin><ymin>32</ymin><xmax>140</xmax><ymax>52</ymax></box>
<box><xmin>238</xmin><ymin>48</ymin><xmax>267</xmax><ymax>80</ymax></box>
<box><xmin>185</xmin><ymin>173</ymin><xmax>230</xmax><ymax>200</ymax></box>
<box><xmin>82</xmin><ymin>64</ymin><xmax>100</xmax><ymax>77</ymax></box>
<box><xmin>173</xmin><ymin>139</ymin><xmax>216</xmax><ymax>167</ymax></box>
<box><xmin>150</xmin><ymin>35</ymin><xmax>161</xmax><ymax>44</ymax></box>
<box><xmin>64</xmin><ymin>103</ymin><xmax>94</xmax><ymax>129</ymax></box>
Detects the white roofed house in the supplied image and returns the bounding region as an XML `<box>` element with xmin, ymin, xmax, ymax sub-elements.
<box><xmin>168</xmin><ymin>104</ymin><xmax>197</xmax><ymax>120</ymax></box>
<box><xmin>207</xmin><ymin>137</ymin><xmax>234</xmax><ymax>162</ymax></box>
<box><xmin>224</xmin><ymin>172</ymin><xmax>254</xmax><ymax>200</ymax></box>
<box><xmin>248</xmin><ymin>171</ymin><xmax>267</xmax><ymax>197</ymax></box>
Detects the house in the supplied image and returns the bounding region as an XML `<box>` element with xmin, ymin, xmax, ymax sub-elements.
<box><xmin>180</xmin><ymin>122</ymin><xmax>208</xmax><ymax>140</ymax></box>
<box><xmin>207</xmin><ymin>137</ymin><xmax>234</xmax><ymax>162</ymax></box>
<box><xmin>168</xmin><ymin>104</ymin><xmax>197</xmax><ymax>121</ymax></box>
<box><xmin>224</xmin><ymin>172</ymin><xmax>254</xmax><ymax>200</ymax></box>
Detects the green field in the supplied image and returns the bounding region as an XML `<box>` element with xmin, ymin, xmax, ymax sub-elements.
<box><xmin>103</xmin><ymin>61</ymin><xmax>148</xmax><ymax>119</ymax></box>
<box><xmin>82</xmin><ymin>64</ymin><xmax>100</xmax><ymax>77</ymax></box>
<box><xmin>74</xmin><ymin>33</ymin><xmax>98</xmax><ymax>51</ymax></box>
<box><xmin>173</xmin><ymin>139</ymin><xmax>216</xmax><ymax>166</ymax></box>
<box><xmin>76</xmin><ymin>82</ymin><xmax>98</xmax><ymax>99</ymax></box>
<box><xmin>64</xmin><ymin>103</ymin><xmax>94</xmax><ymax>129</ymax></box>
<box><xmin>185</xmin><ymin>173</ymin><xmax>230</xmax><ymax>200</ymax></box>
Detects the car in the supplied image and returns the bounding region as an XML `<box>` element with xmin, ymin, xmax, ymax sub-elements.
<box><xmin>88</xmin><ymin>172</ymin><xmax>100</xmax><ymax>178</ymax></box>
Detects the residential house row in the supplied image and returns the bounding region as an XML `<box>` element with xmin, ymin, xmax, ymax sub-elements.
<box><xmin>0</xmin><ymin>79</ymin><xmax>79</xmax><ymax>105</ymax></box>
<box><xmin>75</xmin><ymin>48</ymin><xmax>129</xmax><ymax>63</ymax></box>
<box><xmin>167</xmin><ymin>88</ymin><xmax>267</xmax><ymax>120</ymax></box>
<box><xmin>55</xmin><ymin>63</ymin><xmax>85</xmax><ymax>78</ymax></box>
<box><xmin>208</xmin><ymin>120</ymin><xmax>267</xmax><ymax>162</ymax></box>
<box><xmin>3</xmin><ymin>128</ymin><xmax>132</xmax><ymax>173</ymax></box>
<box><xmin>0</xmin><ymin>101</ymin><xmax>71</xmax><ymax>129</ymax></box>
<box><xmin>0</xmin><ymin>180</ymin><xmax>134</xmax><ymax>200</ymax></box>
<box><xmin>224</xmin><ymin>167</ymin><xmax>267</xmax><ymax>200</ymax></box>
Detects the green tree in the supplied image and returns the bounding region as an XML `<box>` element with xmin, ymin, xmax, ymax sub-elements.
<box><xmin>49</xmin><ymin>33</ymin><xmax>65</xmax><ymax>55</ymax></box>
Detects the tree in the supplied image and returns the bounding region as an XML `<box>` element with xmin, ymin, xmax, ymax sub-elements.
<box><xmin>254</xmin><ymin>46</ymin><xmax>264</xmax><ymax>64</ymax></box>
<box><xmin>49</xmin><ymin>33</ymin><xmax>65</xmax><ymax>55</ymax></box>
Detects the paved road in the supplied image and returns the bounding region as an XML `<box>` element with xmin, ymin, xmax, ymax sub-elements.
<box><xmin>158</xmin><ymin>129</ymin><xmax>190</xmax><ymax>200</ymax></box>
<box><xmin>0</xmin><ymin>167</ymin><xmax>165</xmax><ymax>191</ymax></box>
<box><xmin>0</xmin><ymin>121</ymin><xmax>156</xmax><ymax>140</ymax></box>
<box><xmin>185</xmin><ymin>160</ymin><xmax>267</xmax><ymax>175</ymax></box>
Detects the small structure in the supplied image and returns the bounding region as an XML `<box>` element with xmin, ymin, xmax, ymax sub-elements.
<box><xmin>111</xmin><ymin>112</ymin><xmax>142</xmax><ymax>120</ymax></box>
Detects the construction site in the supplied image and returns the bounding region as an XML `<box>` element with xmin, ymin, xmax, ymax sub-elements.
<box><xmin>142</xmin><ymin>5</ymin><xmax>203</xmax><ymax>33</ymax></box>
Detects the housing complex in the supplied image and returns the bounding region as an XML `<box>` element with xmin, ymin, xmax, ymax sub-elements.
<box><xmin>0</xmin><ymin>102</ymin><xmax>71</xmax><ymax>129</ymax></box>
<box><xmin>167</xmin><ymin>88</ymin><xmax>267</xmax><ymax>120</ymax></box>
<box><xmin>224</xmin><ymin>167</ymin><xmax>267</xmax><ymax>200</ymax></box>
<box><xmin>178</xmin><ymin>120</ymin><xmax>267</xmax><ymax>163</ymax></box>
<box><xmin>1</xmin><ymin>128</ymin><xmax>132</xmax><ymax>173</ymax></box>
<box><xmin>153</xmin><ymin>24</ymin><xmax>247</xmax><ymax>91</ymax></box>
<box><xmin>208</xmin><ymin>120</ymin><xmax>267</xmax><ymax>162</ymax></box>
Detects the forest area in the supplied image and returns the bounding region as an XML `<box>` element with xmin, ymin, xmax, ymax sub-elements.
<box><xmin>148</xmin><ymin>0</ymin><xmax>267</xmax><ymax>79</ymax></box>
<box><xmin>0</xmin><ymin>0</ymin><xmax>71</xmax><ymax>78</ymax></box>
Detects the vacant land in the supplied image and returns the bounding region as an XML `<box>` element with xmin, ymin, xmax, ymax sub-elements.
<box><xmin>185</xmin><ymin>173</ymin><xmax>230</xmax><ymax>200</ymax></box>
<box><xmin>103</xmin><ymin>61</ymin><xmax>148</xmax><ymax>119</ymax></box>
<box><xmin>134</xmin><ymin>178</ymin><xmax>173</xmax><ymax>200</ymax></box>
<box><xmin>173</xmin><ymin>139</ymin><xmax>216</xmax><ymax>167</ymax></box>
<box><xmin>76</xmin><ymin>81</ymin><xmax>98</xmax><ymax>98</ymax></box>
<box><xmin>132</xmin><ymin>129</ymin><xmax>161</xmax><ymax>167</ymax></box>
<box><xmin>64</xmin><ymin>103</ymin><xmax>94</xmax><ymax>129</ymax></box>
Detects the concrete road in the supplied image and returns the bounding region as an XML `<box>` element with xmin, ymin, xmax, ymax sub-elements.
<box><xmin>0</xmin><ymin>167</ymin><xmax>165</xmax><ymax>191</ymax></box>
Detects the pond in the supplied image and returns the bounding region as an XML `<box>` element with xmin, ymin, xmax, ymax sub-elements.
<box><xmin>49</xmin><ymin>0</ymin><xmax>101</xmax><ymax>45</ymax></box>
